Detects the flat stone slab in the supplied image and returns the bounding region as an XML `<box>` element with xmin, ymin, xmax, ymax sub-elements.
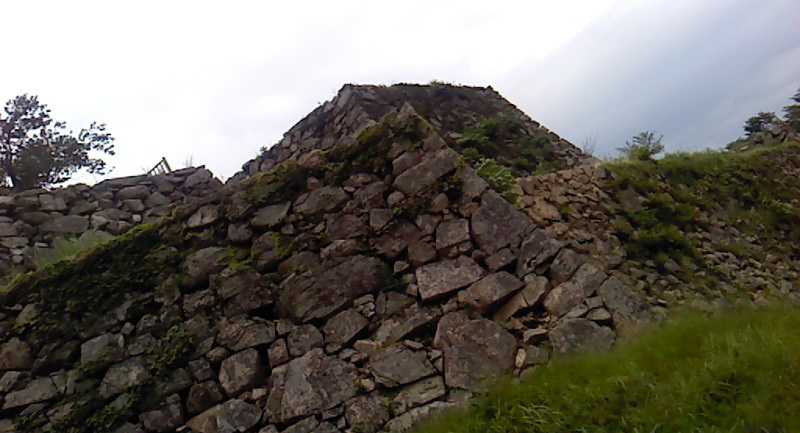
<box><xmin>416</xmin><ymin>256</ymin><xmax>486</xmax><ymax>301</ymax></box>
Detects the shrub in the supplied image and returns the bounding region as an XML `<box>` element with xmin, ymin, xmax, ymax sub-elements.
<box><xmin>617</xmin><ymin>131</ymin><xmax>664</xmax><ymax>161</ymax></box>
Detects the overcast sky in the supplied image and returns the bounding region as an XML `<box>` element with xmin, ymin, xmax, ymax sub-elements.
<box><xmin>2</xmin><ymin>0</ymin><xmax>798</xmax><ymax>184</ymax></box>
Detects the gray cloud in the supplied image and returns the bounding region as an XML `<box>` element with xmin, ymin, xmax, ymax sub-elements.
<box><xmin>1</xmin><ymin>1</ymin><xmax>797</xmax><ymax>183</ymax></box>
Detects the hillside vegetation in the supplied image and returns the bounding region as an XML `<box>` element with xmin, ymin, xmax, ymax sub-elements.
<box><xmin>413</xmin><ymin>306</ymin><xmax>800</xmax><ymax>433</ymax></box>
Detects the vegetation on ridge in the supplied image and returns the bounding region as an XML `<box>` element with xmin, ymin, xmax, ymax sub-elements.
<box><xmin>605</xmin><ymin>140</ymin><xmax>800</xmax><ymax>297</ymax></box>
<box><xmin>414</xmin><ymin>307</ymin><xmax>800</xmax><ymax>433</ymax></box>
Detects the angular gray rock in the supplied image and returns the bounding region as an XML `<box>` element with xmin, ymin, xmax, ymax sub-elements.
<box><xmin>470</xmin><ymin>190</ymin><xmax>533</xmax><ymax>254</ymax></box>
<box><xmin>345</xmin><ymin>393</ymin><xmax>390</xmax><ymax>433</ymax></box>
<box><xmin>516</xmin><ymin>229</ymin><xmax>564</xmax><ymax>276</ymax></box>
<box><xmin>294</xmin><ymin>186</ymin><xmax>348</xmax><ymax>215</ymax></box>
<box><xmin>277</xmin><ymin>255</ymin><xmax>386</xmax><ymax>322</ymax></box>
<box><xmin>322</xmin><ymin>309</ymin><xmax>369</xmax><ymax>346</ymax></box>
<box><xmin>81</xmin><ymin>333</ymin><xmax>125</xmax><ymax>366</ymax></box>
<box><xmin>182</xmin><ymin>247</ymin><xmax>231</xmax><ymax>288</ymax></box>
<box><xmin>416</xmin><ymin>256</ymin><xmax>486</xmax><ymax>301</ymax></box>
<box><xmin>217</xmin><ymin>316</ymin><xmax>276</xmax><ymax>351</ymax></box>
<box><xmin>219</xmin><ymin>348</ymin><xmax>266</xmax><ymax>397</ymax></box>
<box><xmin>40</xmin><ymin>215</ymin><xmax>89</xmax><ymax>233</ymax></box>
<box><xmin>549</xmin><ymin>318</ymin><xmax>616</xmax><ymax>355</ymax></box>
<box><xmin>549</xmin><ymin>248</ymin><xmax>583</xmax><ymax>285</ymax></box>
<box><xmin>373</xmin><ymin>304</ymin><xmax>442</xmax><ymax>345</ymax></box>
<box><xmin>392</xmin><ymin>376</ymin><xmax>446</xmax><ymax>415</ymax></box>
<box><xmin>2</xmin><ymin>376</ymin><xmax>59</xmax><ymax>409</ymax></box>
<box><xmin>188</xmin><ymin>205</ymin><xmax>220</xmax><ymax>228</ymax></box>
<box><xmin>99</xmin><ymin>358</ymin><xmax>152</xmax><ymax>397</ymax></box>
<box><xmin>393</xmin><ymin>147</ymin><xmax>460</xmax><ymax>196</ymax></box>
<box><xmin>0</xmin><ymin>337</ymin><xmax>32</xmax><ymax>370</ymax></box>
<box><xmin>117</xmin><ymin>185</ymin><xmax>151</xmax><ymax>200</ymax></box>
<box><xmin>287</xmin><ymin>324</ymin><xmax>324</xmax><ymax>357</ymax></box>
<box><xmin>544</xmin><ymin>262</ymin><xmax>606</xmax><ymax>317</ymax></box>
<box><xmin>325</xmin><ymin>214</ymin><xmax>367</xmax><ymax>240</ymax></box>
<box><xmin>434</xmin><ymin>312</ymin><xmax>517</xmax><ymax>391</ymax></box>
<box><xmin>493</xmin><ymin>274</ymin><xmax>548</xmax><ymax>322</ymax></box>
<box><xmin>407</xmin><ymin>241</ymin><xmax>437</xmax><ymax>266</ymax></box>
<box><xmin>140</xmin><ymin>400</ymin><xmax>184</xmax><ymax>433</ymax></box>
<box><xmin>269</xmin><ymin>348</ymin><xmax>358</xmax><ymax>422</ymax></box>
<box><xmin>457</xmin><ymin>271</ymin><xmax>524</xmax><ymax>314</ymax></box>
<box><xmin>187</xmin><ymin>381</ymin><xmax>225</xmax><ymax>415</ymax></box>
<box><xmin>252</xmin><ymin>202</ymin><xmax>291</xmax><ymax>228</ymax></box>
<box><xmin>597</xmin><ymin>277</ymin><xmax>652</xmax><ymax>334</ymax></box>
<box><xmin>435</xmin><ymin>218</ymin><xmax>470</xmax><ymax>250</ymax></box>
<box><xmin>369</xmin><ymin>344</ymin><xmax>436</xmax><ymax>387</ymax></box>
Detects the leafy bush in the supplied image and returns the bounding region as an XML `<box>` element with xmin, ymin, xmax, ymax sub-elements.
<box><xmin>617</xmin><ymin>131</ymin><xmax>664</xmax><ymax>161</ymax></box>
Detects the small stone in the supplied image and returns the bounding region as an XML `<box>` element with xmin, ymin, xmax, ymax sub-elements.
<box><xmin>268</xmin><ymin>339</ymin><xmax>290</xmax><ymax>368</ymax></box>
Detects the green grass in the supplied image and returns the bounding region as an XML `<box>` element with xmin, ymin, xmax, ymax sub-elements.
<box><xmin>603</xmin><ymin>142</ymin><xmax>800</xmax><ymax>294</ymax></box>
<box><xmin>414</xmin><ymin>307</ymin><xmax>800</xmax><ymax>433</ymax></box>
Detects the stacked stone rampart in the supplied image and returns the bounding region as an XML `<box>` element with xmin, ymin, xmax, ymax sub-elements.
<box><xmin>0</xmin><ymin>167</ymin><xmax>222</xmax><ymax>277</ymax></box>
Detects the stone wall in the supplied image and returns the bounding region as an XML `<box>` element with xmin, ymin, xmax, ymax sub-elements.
<box><xmin>230</xmin><ymin>84</ymin><xmax>593</xmax><ymax>183</ymax></box>
<box><xmin>0</xmin><ymin>167</ymin><xmax>223</xmax><ymax>278</ymax></box>
<box><xmin>0</xmin><ymin>106</ymin><xmax>651</xmax><ymax>433</ymax></box>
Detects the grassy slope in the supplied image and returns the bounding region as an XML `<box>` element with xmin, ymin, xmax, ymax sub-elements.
<box><xmin>414</xmin><ymin>307</ymin><xmax>800</xmax><ymax>433</ymax></box>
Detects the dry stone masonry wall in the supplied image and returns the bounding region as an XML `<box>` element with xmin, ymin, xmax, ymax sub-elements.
<box><xmin>231</xmin><ymin>84</ymin><xmax>592</xmax><ymax>183</ymax></box>
<box><xmin>0</xmin><ymin>100</ymin><xmax>654</xmax><ymax>433</ymax></box>
<box><xmin>0</xmin><ymin>167</ymin><xmax>223</xmax><ymax>279</ymax></box>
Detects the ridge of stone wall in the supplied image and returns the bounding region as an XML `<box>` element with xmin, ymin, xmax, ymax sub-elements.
<box><xmin>230</xmin><ymin>84</ymin><xmax>593</xmax><ymax>183</ymax></box>
<box><xmin>0</xmin><ymin>167</ymin><xmax>223</xmax><ymax>278</ymax></box>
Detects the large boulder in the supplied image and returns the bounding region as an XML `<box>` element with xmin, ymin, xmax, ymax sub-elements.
<box><xmin>277</xmin><ymin>255</ymin><xmax>386</xmax><ymax>322</ymax></box>
<box><xmin>369</xmin><ymin>344</ymin><xmax>436</xmax><ymax>387</ymax></box>
<box><xmin>549</xmin><ymin>318</ymin><xmax>615</xmax><ymax>355</ymax></box>
<box><xmin>268</xmin><ymin>348</ymin><xmax>358</xmax><ymax>422</ymax></box>
<box><xmin>433</xmin><ymin>312</ymin><xmax>517</xmax><ymax>391</ymax></box>
<box><xmin>471</xmin><ymin>190</ymin><xmax>533</xmax><ymax>254</ymax></box>
<box><xmin>219</xmin><ymin>348</ymin><xmax>266</xmax><ymax>397</ymax></box>
<box><xmin>393</xmin><ymin>147</ymin><xmax>460</xmax><ymax>196</ymax></box>
<box><xmin>415</xmin><ymin>256</ymin><xmax>485</xmax><ymax>301</ymax></box>
<box><xmin>597</xmin><ymin>277</ymin><xmax>652</xmax><ymax>334</ymax></box>
<box><xmin>458</xmin><ymin>272</ymin><xmax>524</xmax><ymax>314</ymax></box>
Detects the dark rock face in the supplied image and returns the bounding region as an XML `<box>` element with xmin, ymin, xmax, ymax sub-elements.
<box><xmin>471</xmin><ymin>190</ymin><xmax>533</xmax><ymax>254</ymax></box>
<box><xmin>416</xmin><ymin>256</ymin><xmax>486</xmax><ymax>301</ymax></box>
<box><xmin>269</xmin><ymin>349</ymin><xmax>358</xmax><ymax>422</ymax></box>
<box><xmin>434</xmin><ymin>312</ymin><xmax>517</xmax><ymax>391</ymax></box>
<box><xmin>369</xmin><ymin>344</ymin><xmax>436</xmax><ymax>387</ymax></box>
<box><xmin>549</xmin><ymin>319</ymin><xmax>616</xmax><ymax>355</ymax></box>
<box><xmin>277</xmin><ymin>255</ymin><xmax>386</xmax><ymax>322</ymax></box>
